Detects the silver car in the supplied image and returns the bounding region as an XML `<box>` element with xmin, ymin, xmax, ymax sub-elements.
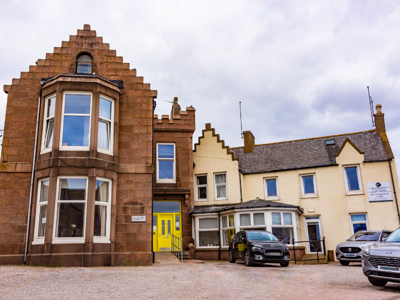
<box><xmin>362</xmin><ymin>227</ymin><xmax>400</xmax><ymax>286</ymax></box>
<box><xmin>336</xmin><ymin>230</ymin><xmax>392</xmax><ymax>266</ymax></box>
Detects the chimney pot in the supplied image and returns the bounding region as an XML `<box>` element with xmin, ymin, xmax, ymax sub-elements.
<box><xmin>243</xmin><ymin>131</ymin><xmax>255</xmax><ymax>153</ymax></box>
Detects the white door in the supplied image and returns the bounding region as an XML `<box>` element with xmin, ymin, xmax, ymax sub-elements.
<box><xmin>304</xmin><ymin>217</ymin><xmax>324</xmax><ymax>254</ymax></box>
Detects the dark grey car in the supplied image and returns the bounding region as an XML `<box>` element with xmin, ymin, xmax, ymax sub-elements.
<box><xmin>362</xmin><ymin>227</ymin><xmax>400</xmax><ymax>286</ymax></box>
<box><xmin>335</xmin><ymin>230</ymin><xmax>392</xmax><ymax>265</ymax></box>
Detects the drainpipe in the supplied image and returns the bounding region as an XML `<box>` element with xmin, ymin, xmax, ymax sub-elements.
<box><xmin>24</xmin><ymin>81</ymin><xmax>44</xmax><ymax>264</ymax></box>
<box><xmin>388</xmin><ymin>159</ymin><xmax>400</xmax><ymax>225</ymax></box>
<box><xmin>238</xmin><ymin>169</ymin><xmax>243</xmax><ymax>203</ymax></box>
<box><xmin>152</xmin><ymin>98</ymin><xmax>156</xmax><ymax>263</ymax></box>
<box><xmin>218</xmin><ymin>211</ymin><xmax>221</xmax><ymax>260</ymax></box>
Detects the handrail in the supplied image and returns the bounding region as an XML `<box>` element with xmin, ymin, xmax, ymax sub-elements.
<box><xmin>171</xmin><ymin>234</ymin><xmax>183</xmax><ymax>263</ymax></box>
<box><xmin>293</xmin><ymin>236</ymin><xmax>326</xmax><ymax>263</ymax></box>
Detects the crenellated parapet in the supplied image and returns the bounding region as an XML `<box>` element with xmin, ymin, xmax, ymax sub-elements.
<box><xmin>153</xmin><ymin>106</ymin><xmax>195</xmax><ymax>132</ymax></box>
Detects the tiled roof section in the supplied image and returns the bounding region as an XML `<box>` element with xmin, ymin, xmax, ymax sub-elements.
<box><xmin>232</xmin><ymin>130</ymin><xmax>387</xmax><ymax>174</ymax></box>
<box><xmin>191</xmin><ymin>199</ymin><xmax>303</xmax><ymax>214</ymax></box>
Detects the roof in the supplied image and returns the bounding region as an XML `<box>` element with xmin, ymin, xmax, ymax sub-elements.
<box><xmin>190</xmin><ymin>198</ymin><xmax>303</xmax><ymax>215</ymax></box>
<box><xmin>231</xmin><ymin>130</ymin><xmax>388</xmax><ymax>174</ymax></box>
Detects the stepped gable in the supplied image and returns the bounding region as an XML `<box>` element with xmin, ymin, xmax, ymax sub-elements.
<box><xmin>2</xmin><ymin>24</ymin><xmax>157</xmax><ymax>164</ymax></box>
<box><xmin>231</xmin><ymin>130</ymin><xmax>387</xmax><ymax>174</ymax></box>
<box><xmin>193</xmin><ymin>123</ymin><xmax>238</xmax><ymax>161</ymax></box>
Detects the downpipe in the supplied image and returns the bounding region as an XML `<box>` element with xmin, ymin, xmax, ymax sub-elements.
<box><xmin>151</xmin><ymin>98</ymin><xmax>156</xmax><ymax>263</ymax></box>
<box><xmin>388</xmin><ymin>159</ymin><xmax>400</xmax><ymax>225</ymax></box>
<box><xmin>24</xmin><ymin>82</ymin><xmax>44</xmax><ymax>263</ymax></box>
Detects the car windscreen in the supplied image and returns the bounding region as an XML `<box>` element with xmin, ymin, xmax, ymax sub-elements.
<box><xmin>349</xmin><ymin>232</ymin><xmax>379</xmax><ymax>241</ymax></box>
<box><xmin>246</xmin><ymin>231</ymin><xmax>279</xmax><ymax>242</ymax></box>
<box><xmin>386</xmin><ymin>229</ymin><xmax>400</xmax><ymax>243</ymax></box>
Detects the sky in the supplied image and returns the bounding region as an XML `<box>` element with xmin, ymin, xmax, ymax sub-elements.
<box><xmin>1</xmin><ymin>0</ymin><xmax>400</xmax><ymax>175</ymax></box>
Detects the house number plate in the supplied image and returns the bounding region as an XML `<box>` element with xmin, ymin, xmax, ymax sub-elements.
<box><xmin>131</xmin><ymin>216</ymin><xmax>146</xmax><ymax>222</ymax></box>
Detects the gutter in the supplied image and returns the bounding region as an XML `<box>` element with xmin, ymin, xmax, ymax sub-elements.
<box><xmin>388</xmin><ymin>159</ymin><xmax>400</xmax><ymax>225</ymax></box>
<box><xmin>241</xmin><ymin>163</ymin><xmax>339</xmax><ymax>175</ymax></box>
<box><xmin>24</xmin><ymin>80</ymin><xmax>44</xmax><ymax>264</ymax></box>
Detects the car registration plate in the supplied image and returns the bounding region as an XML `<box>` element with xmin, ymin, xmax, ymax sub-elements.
<box><xmin>344</xmin><ymin>253</ymin><xmax>356</xmax><ymax>257</ymax></box>
<box><xmin>265</xmin><ymin>252</ymin><xmax>281</xmax><ymax>256</ymax></box>
<box><xmin>378</xmin><ymin>265</ymin><xmax>400</xmax><ymax>272</ymax></box>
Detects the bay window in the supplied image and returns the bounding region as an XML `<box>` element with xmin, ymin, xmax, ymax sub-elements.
<box><xmin>98</xmin><ymin>96</ymin><xmax>114</xmax><ymax>154</ymax></box>
<box><xmin>60</xmin><ymin>92</ymin><xmax>92</xmax><ymax>150</ymax></box>
<box><xmin>271</xmin><ymin>212</ymin><xmax>294</xmax><ymax>244</ymax></box>
<box><xmin>157</xmin><ymin>143</ymin><xmax>175</xmax><ymax>183</ymax></box>
<box><xmin>214</xmin><ymin>173</ymin><xmax>227</xmax><ymax>200</ymax></box>
<box><xmin>33</xmin><ymin>179</ymin><xmax>49</xmax><ymax>244</ymax></box>
<box><xmin>94</xmin><ymin>178</ymin><xmax>111</xmax><ymax>242</ymax></box>
<box><xmin>239</xmin><ymin>212</ymin><xmax>266</xmax><ymax>230</ymax></box>
<box><xmin>196</xmin><ymin>175</ymin><xmax>208</xmax><ymax>201</ymax></box>
<box><xmin>54</xmin><ymin>177</ymin><xmax>87</xmax><ymax>243</ymax></box>
<box><xmin>41</xmin><ymin>95</ymin><xmax>56</xmax><ymax>153</ymax></box>
<box><xmin>221</xmin><ymin>215</ymin><xmax>235</xmax><ymax>246</ymax></box>
<box><xmin>197</xmin><ymin>217</ymin><xmax>219</xmax><ymax>247</ymax></box>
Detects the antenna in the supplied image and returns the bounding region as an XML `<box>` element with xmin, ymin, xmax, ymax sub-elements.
<box><xmin>164</xmin><ymin>100</ymin><xmax>173</xmax><ymax>104</ymax></box>
<box><xmin>239</xmin><ymin>101</ymin><xmax>243</xmax><ymax>139</ymax></box>
<box><xmin>367</xmin><ymin>86</ymin><xmax>375</xmax><ymax>127</ymax></box>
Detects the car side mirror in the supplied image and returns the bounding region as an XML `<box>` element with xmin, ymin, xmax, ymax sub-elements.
<box><xmin>382</xmin><ymin>238</ymin><xmax>387</xmax><ymax>242</ymax></box>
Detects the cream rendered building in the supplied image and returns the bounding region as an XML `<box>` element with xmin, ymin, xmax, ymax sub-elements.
<box><xmin>191</xmin><ymin>105</ymin><xmax>400</xmax><ymax>261</ymax></box>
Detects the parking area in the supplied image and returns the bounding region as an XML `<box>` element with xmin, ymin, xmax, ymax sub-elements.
<box><xmin>1</xmin><ymin>261</ymin><xmax>400</xmax><ymax>299</ymax></box>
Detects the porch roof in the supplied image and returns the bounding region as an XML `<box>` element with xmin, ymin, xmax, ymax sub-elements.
<box><xmin>190</xmin><ymin>198</ymin><xmax>303</xmax><ymax>215</ymax></box>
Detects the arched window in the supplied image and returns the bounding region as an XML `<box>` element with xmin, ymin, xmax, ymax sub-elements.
<box><xmin>76</xmin><ymin>54</ymin><xmax>93</xmax><ymax>74</ymax></box>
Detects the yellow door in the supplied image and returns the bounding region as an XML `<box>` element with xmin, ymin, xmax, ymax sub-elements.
<box><xmin>159</xmin><ymin>214</ymin><xmax>173</xmax><ymax>251</ymax></box>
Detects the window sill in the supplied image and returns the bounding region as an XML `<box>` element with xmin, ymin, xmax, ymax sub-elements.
<box><xmin>40</xmin><ymin>148</ymin><xmax>52</xmax><ymax>155</ymax></box>
<box><xmin>52</xmin><ymin>238</ymin><xmax>85</xmax><ymax>244</ymax></box>
<box><xmin>195</xmin><ymin>199</ymin><xmax>208</xmax><ymax>202</ymax></box>
<box><xmin>32</xmin><ymin>240</ymin><xmax>44</xmax><ymax>245</ymax></box>
<box><xmin>215</xmin><ymin>198</ymin><xmax>228</xmax><ymax>201</ymax></box>
<box><xmin>346</xmin><ymin>191</ymin><xmax>364</xmax><ymax>196</ymax></box>
<box><xmin>97</xmin><ymin>148</ymin><xmax>113</xmax><ymax>156</ymax></box>
<box><xmin>266</xmin><ymin>196</ymin><xmax>280</xmax><ymax>201</ymax></box>
<box><xmin>59</xmin><ymin>146</ymin><xmax>90</xmax><ymax>151</ymax></box>
<box><xmin>157</xmin><ymin>180</ymin><xmax>176</xmax><ymax>184</ymax></box>
<box><xmin>93</xmin><ymin>237</ymin><xmax>111</xmax><ymax>243</ymax></box>
<box><xmin>301</xmin><ymin>194</ymin><xmax>318</xmax><ymax>199</ymax></box>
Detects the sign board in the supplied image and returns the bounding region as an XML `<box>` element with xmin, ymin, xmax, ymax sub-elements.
<box><xmin>367</xmin><ymin>182</ymin><xmax>393</xmax><ymax>202</ymax></box>
<box><xmin>131</xmin><ymin>216</ymin><xmax>146</xmax><ymax>222</ymax></box>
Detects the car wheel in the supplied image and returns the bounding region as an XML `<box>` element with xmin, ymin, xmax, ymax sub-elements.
<box><xmin>244</xmin><ymin>250</ymin><xmax>252</xmax><ymax>267</ymax></box>
<box><xmin>368</xmin><ymin>277</ymin><xmax>387</xmax><ymax>287</ymax></box>
<box><xmin>229</xmin><ymin>249</ymin><xmax>236</xmax><ymax>263</ymax></box>
<box><xmin>339</xmin><ymin>260</ymin><xmax>350</xmax><ymax>266</ymax></box>
<box><xmin>280</xmin><ymin>262</ymin><xmax>289</xmax><ymax>267</ymax></box>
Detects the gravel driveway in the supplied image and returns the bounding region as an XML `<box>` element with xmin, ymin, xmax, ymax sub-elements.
<box><xmin>1</xmin><ymin>261</ymin><xmax>400</xmax><ymax>299</ymax></box>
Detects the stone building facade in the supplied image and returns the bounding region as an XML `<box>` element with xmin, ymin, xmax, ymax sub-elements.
<box><xmin>0</xmin><ymin>25</ymin><xmax>195</xmax><ymax>266</ymax></box>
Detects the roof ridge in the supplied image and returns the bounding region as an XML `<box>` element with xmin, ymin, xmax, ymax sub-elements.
<box><xmin>230</xmin><ymin>129</ymin><xmax>375</xmax><ymax>149</ymax></box>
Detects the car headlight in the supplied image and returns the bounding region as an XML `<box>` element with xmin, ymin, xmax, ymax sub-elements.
<box><xmin>283</xmin><ymin>245</ymin><xmax>289</xmax><ymax>251</ymax></box>
<box><xmin>251</xmin><ymin>245</ymin><xmax>263</xmax><ymax>251</ymax></box>
<box><xmin>361</xmin><ymin>246</ymin><xmax>370</xmax><ymax>255</ymax></box>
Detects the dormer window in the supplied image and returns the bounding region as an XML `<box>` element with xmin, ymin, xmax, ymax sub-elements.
<box><xmin>76</xmin><ymin>54</ymin><xmax>93</xmax><ymax>74</ymax></box>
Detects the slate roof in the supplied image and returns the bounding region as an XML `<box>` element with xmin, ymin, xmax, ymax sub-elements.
<box><xmin>231</xmin><ymin>130</ymin><xmax>387</xmax><ymax>174</ymax></box>
<box><xmin>190</xmin><ymin>199</ymin><xmax>303</xmax><ymax>214</ymax></box>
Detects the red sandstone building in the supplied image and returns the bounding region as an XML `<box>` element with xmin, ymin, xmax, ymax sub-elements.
<box><xmin>0</xmin><ymin>25</ymin><xmax>195</xmax><ymax>266</ymax></box>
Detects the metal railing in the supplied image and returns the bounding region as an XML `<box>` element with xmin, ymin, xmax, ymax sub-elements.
<box><xmin>171</xmin><ymin>234</ymin><xmax>183</xmax><ymax>263</ymax></box>
<box><xmin>293</xmin><ymin>236</ymin><xmax>326</xmax><ymax>263</ymax></box>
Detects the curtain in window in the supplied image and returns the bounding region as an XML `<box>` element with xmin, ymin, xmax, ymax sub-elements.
<box><xmin>98</xmin><ymin>121</ymin><xmax>110</xmax><ymax>150</ymax></box>
<box><xmin>272</xmin><ymin>213</ymin><xmax>281</xmax><ymax>225</ymax></box>
<box><xmin>240</xmin><ymin>214</ymin><xmax>251</xmax><ymax>226</ymax></box>
<box><xmin>45</xmin><ymin>120</ymin><xmax>54</xmax><ymax>148</ymax></box>
<box><xmin>216</xmin><ymin>185</ymin><xmax>226</xmax><ymax>198</ymax></box>
<box><xmin>215</xmin><ymin>174</ymin><xmax>226</xmax><ymax>184</ymax></box>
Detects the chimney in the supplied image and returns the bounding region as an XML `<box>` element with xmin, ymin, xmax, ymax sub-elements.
<box><xmin>170</xmin><ymin>97</ymin><xmax>181</xmax><ymax>118</ymax></box>
<box><xmin>243</xmin><ymin>131</ymin><xmax>255</xmax><ymax>153</ymax></box>
<box><xmin>374</xmin><ymin>104</ymin><xmax>394</xmax><ymax>159</ymax></box>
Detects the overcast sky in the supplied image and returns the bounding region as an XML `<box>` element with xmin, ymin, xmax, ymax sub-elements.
<box><xmin>1</xmin><ymin>0</ymin><xmax>400</xmax><ymax>176</ymax></box>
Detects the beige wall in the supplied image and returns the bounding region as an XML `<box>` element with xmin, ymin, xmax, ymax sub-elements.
<box><xmin>193</xmin><ymin>131</ymin><xmax>241</xmax><ymax>205</ymax></box>
<box><xmin>242</xmin><ymin>141</ymin><xmax>400</xmax><ymax>253</ymax></box>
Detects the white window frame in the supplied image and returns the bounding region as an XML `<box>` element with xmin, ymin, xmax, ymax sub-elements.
<box><xmin>214</xmin><ymin>172</ymin><xmax>228</xmax><ymax>200</ymax></box>
<box><xmin>264</xmin><ymin>177</ymin><xmax>279</xmax><ymax>200</ymax></box>
<box><xmin>59</xmin><ymin>91</ymin><xmax>92</xmax><ymax>151</ymax></box>
<box><xmin>41</xmin><ymin>94</ymin><xmax>56</xmax><ymax>154</ymax></box>
<box><xmin>196</xmin><ymin>215</ymin><xmax>219</xmax><ymax>248</ymax></box>
<box><xmin>220</xmin><ymin>214</ymin><xmax>236</xmax><ymax>248</ymax></box>
<box><xmin>238</xmin><ymin>212</ymin><xmax>266</xmax><ymax>230</ymax></box>
<box><xmin>271</xmin><ymin>211</ymin><xmax>296</xmax><ymax>244</ymax></box>
<box><xmin>300</xmin><ymin>173</ymin><xmax>318</xmax><ymax>198</ymax></box>
<box><xmin>343</xmin><ymin>165</ymin><xmax>364</xmax><ymax>195</ymax></box>
<box><xmin>93</xmin><ymin>177</ymin><xmax>112</xmax><ymax>243</ymax></box>
<box><xmin>156</xmin><ymin>143</ymin><xmax>176</xmax><ymax>183</ymax></box>
<box><xmin>97</xmin><ymin>95</ymin><xmax>114</xmax><ymax>155</ymax></box>
<box><xmin>32</xmin><ymin>178</ymin><xmax>50</xmax><ymax>245</ymax></box>
<box><xmin>350</xmin><ymin>213</ymin><xmax>369</xmax><ymax>234</ymax></box>
<box><xmin>195</xmin><ymin>174</ymin><xmax>208</xmax><ymax>201</ymax></box>
<box><xmin>53</xmin><ymin>176</ymin><xmax>88</xmax><ymax>244</ymax></box>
